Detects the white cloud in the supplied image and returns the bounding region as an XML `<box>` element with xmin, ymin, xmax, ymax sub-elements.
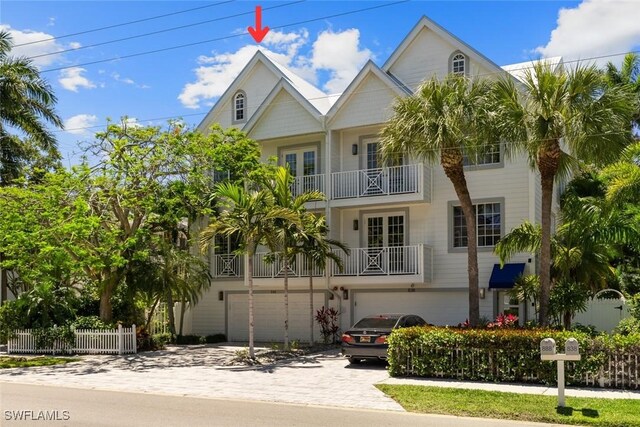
<box><xmin>69</xmin><ymin>42</ymin><xmax>82</xmax><ymax>49</ymax></box>
<box><xmin>536</xmin><ymin>0</ymin><xmax>640</xmax><ymax>63</ymax></box>
<box><xmin>179</xmin><ymin>28</ymin><xmax>372</xmax><ymax>109</ymax></box>
<box><xmin>47</xmin><ymin>17</ymin><xmax>55</xmax><ymax>27</ymax></box>
<box><xmin>310</xmin><ymin>29</ymin><xmax>372</xmax><ymax>93</ymax></box>
<box><xmin>58</xmin><ymin>67</ymin><xmax>96</xmax><ymax>92</ymax></box>
<box><xmin>112</xmin><ymin>72</ymin><xmax>135</xmax><ymax>85</ymax></box>
<box><xmin>0</xmin><ymin>24</ymin><xmax>63</xmax><ymax>67</ymax></box>
<box><xmin>64</xmin><ymin>114</ymin><xmax>97</xmax><ymax>135</ymax></box>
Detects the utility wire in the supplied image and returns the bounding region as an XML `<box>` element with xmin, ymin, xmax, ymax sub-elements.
<box><xmin>39</xmin><ymin>1</ymin><xmax>410</xmax><ymax>74</ymax></box>
<box><xmin>13</xmin><ymin>1</ymin><xmax>235</xmax><ymax>47</ymax></box>
<box><xmin>28</xmin><ymin>1</ymin><xmax>306</xmax><ymax>61</ymax></box>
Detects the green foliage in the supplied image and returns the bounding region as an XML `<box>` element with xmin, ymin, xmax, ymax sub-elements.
<box><xmin>614</xmin><ymin>317</ymin><xmax>640</xmax><ymax>336</ymax></box>
<box><xmin>387</xmin><ymin>326</ymin><xmax>640</xmax><ymax>387</ymax></box>
<box><xmin>176</xmin><ymin>334</ymin><xmax>206</xmax><ymax>345</ymax></box>
<box><xmin>628</xmin><ymin>294</ymin><xmax>640</xmax><ymax>320</ymax></box>
<box><xmin>32</xmin><ymin>326</ymin><xmax>75</xmax><ymax>352</ymax></box>
<box><xmin>0</xmin><ymin>301</ymin><xmax>22</xmax><ymax>343</ymax></box>
<box><xmin>69</xmin><ymin>316</ymin><xmax>114</xmax><ymax>330</ymax></box>
<box><xmin>0</xmin><ymin>356</ymin><xmax>78</xmax><ymax>369</ymax></box>
<box><xmin>205</xmin><ymin>334</ymin><xmax>226</xmax><ymax>344</ymax></box>
<box><xmin>315</xmin><ymin>306</ymin><xmax>339</xmax><ymax>344</ymax></box>
<box><xmin>151</xmin><ymin>333</ymin><xmax>174</xmax><ymax>348</ymax></box>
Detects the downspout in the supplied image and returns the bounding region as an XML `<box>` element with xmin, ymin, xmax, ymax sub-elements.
<box><xmin>323</xmin><ymin>116</ymin><xmax>343</xmax><ymax>330</ymax></box>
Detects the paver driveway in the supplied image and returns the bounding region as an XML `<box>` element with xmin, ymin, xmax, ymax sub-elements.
<box><xmin>0</xmin><ymin>345</ymin><xmax>404</xmax><ymax>411</ymax></box>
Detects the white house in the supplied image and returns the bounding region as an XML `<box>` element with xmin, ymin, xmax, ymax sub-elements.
<box><xmin>186</xmin><ymin>16</ymin><xmax>562</xmax><ymax>342</ymax></box>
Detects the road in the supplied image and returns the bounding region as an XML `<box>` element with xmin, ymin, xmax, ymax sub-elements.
<box><xmin>0</xmin><ymin>383</ymin><xmax>560</xmax><ymax>427</ymax></box>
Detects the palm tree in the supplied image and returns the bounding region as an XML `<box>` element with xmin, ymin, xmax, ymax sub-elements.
<box><xmin>200</xmin><ymin>181</ymin><xmax>299</xmax><ymax>358</ymax></box>
<box><xmin>294</xmin><ymin>213</ymin><xmax>348</xmax><ymax>344</ymax></box>
<box><xmin>1</xmin><ymin>30</ymin><xmax>63</xmax><ymax>304</ymax></box>
<box><xmin>602</xmin><ymin>142</ymin><xmax>640</xmax><ymax>204</ymax></box>
<box><xmin>0</xmin><ymin>30</ymin><xmax>63</xmax><ymax>182</ymax></box>
<box><xmin>495</xmin><ymin>194</ymin><xmax>639</xmax><ymax>327</ymax></box>
<box><xmin>380</xmin><ymin>74</ymin><xmax>495</xmax><ymax>327</ymax></box>
<box><xmin>490</xmin><ymin>61</ymin><xmax>636</xmax><ymax>325</ymax></box>
<box><xmin>604</xmin><ymin>53</ymin><xmax>640</xmax><ymax>128</ymax></box>
<box><xmin>263</xmin><ymin>166</ymin><xmax>324</xmax><ymax>349</ymax></box>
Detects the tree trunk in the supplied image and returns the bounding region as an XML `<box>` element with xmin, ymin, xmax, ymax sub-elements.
<box><xmin>99</xmin><ymin>286</ymin><xmax>114</xmax><ymax>322</ymax></box>
<box><xmin>247</xmin><ymin>251</ymin><xmax>255</xmax><ymax>359</ymax></box>
<box><xmin>441</xmin><ymin>153</ymin><xmax>479</xmax><ymax>327</ymax></box>
<box><xmin>563</xmin><ymin>311</ymin><xmax>572</xmax><ymax>330</ymax></box>
<box><xmin>283</xmin><ymin>253</ymin><xmax>290</xmax><ymax>350</ymax></box>
<box><xmin>0</xmin><ymin>252</ymin><xmax>7</xmax><ymax>304</ymax></box>
<box><xmin>179</xmin><ymin>299</ymin><xmax>187</xmax><ymax>336</ymax></box>
<box><xmin>537</xmin><ymin>141</ymin><xmax>560</xmax><ymax>327</ymax></box>
<box><xmin>166</xmin><ymin>289</ymin><xmax>176</xmax><ymax>336</ymax></box>
<box><xmin>145</xmin><ymin>297</ymin><xmax>160</xmax><ymax>331</ymax></box>
<box><xmin>309</xmin><ymin>259</ymin><xmax>314</xmax><ymax>345</ymax></box>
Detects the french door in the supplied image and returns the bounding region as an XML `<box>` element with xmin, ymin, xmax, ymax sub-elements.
<box><xmin>362</xmin><ymin>213</ymin><xmax>406</xmax><ymax>274</ymax></box>
<box><xmin>283</xmin><ymin>147</ymin><xmax>318</xmax><ymax>194</ymax></box>
<box><xmin>361</xmin><ymin>139</ymin><xmax>405</xmax><ymax>196</ymax></box>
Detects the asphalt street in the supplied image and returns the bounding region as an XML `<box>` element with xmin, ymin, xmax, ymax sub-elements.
<box><xmin>0</xmin><ymin>383</ymin><xmax>562</xmax><ymax>427</ymax></box>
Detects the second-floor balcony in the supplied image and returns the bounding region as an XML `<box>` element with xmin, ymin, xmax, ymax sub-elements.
<box><xmin>331</xmin><ymin>163</ymin><xmax>430</xmax><ymax>206</ymax></box>
<box><xmin>291</xmin><ymin>174</ymin><xmax>325</xmax><ymax>198</ymax></box>
<box><xmin>211</xmin><ymin>244</ymin><xmax>433</xmax><ymax>284</ymax></box>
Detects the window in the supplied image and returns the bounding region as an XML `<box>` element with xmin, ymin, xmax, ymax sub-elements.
<box><xmin>452</xmin><ymin>202</ymin><xmax>502</xmax><ymax>248</ymax></box>
<box><xmin>233</xmin><ymin>91</ymin><xmax>246</xmax><ymax>122</ymax></box>
<box><xmin>463</xmin><ymin>143</ymin><xmax>501</xmax><ymax>167</ymax></box>
<box><xmin>451</xmin><ymin>52</ymin><xmax>466</xmax><ymax>75</ymax></box>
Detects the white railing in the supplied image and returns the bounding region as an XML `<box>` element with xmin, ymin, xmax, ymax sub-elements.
<box><xmin>332</xmin><ymin>164</ymin><xmax>422</xmax><ymax>199</ymax></box>
<box><xmin>291</xmin><ymin>174</ymin><xmax>325</xmax><ymax>198</ymax></box>
<box><xmin>333</xmin><ymin>245</ymin><xmax>422</xmax><ymax>276</ymax></box>
<box><xmin>7</xmin><ymin>325</ymin><xmax>137</xmax><ymax>355</ymax></box>
<box><xmin>253</xmin><ymin>252</ymin><xmax>324</xmax><ymax>278</ymax></box>
<box><xmin>212</xmin><ymin>254</ymin><xmax>244</xmax><ymax>278</ymax></box>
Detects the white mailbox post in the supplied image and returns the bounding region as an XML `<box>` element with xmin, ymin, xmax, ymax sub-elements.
<box><xmin>540</xmin><ymin>338</ymin><xmax>581</xmax><ymax>407</ymax></box>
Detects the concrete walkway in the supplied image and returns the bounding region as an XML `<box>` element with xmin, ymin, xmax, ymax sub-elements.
<box><xmin>2</xmin><ymin>344</ymin><xmax>639</xmax><ymax>416</ymax></box>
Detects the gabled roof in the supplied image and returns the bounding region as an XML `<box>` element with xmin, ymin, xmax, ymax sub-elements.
<box><xmin>382</xmin><ymin>15</ymin><xmax>507</xmax><ymax>77</ymax></box>
<box><xmin>501</xmin><ymin>57</ymin><xmax>563</xmax><ymax>83</ymax></box>
<box><xmin>242</xmin><ymin>77</ymin><xmax>324</xmax><ymax>135</ymax></box>
<box><xmin>196</xmin><ymin>50</ymin><xmax>330</xmax><ymax>131</ymax></box>
<box><xmin>326</xmin><ymin>60</ymin><xmax>410</xmax><ymax>122</ymax></box>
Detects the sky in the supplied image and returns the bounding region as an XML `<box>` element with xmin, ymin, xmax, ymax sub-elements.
<box><xmin>2</xmin><ymin>0</ymin><xmax>640</xmax><ymax>166</ymax></box>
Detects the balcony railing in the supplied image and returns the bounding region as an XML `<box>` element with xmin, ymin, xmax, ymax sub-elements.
<box><xmin>331</xmin><ymin>164</ymin><xmax>422</xmax><ymax>199</ymax></box>
<box><xmin>253</xmin><ymin>252</ymin><xmax>324</xmax><ymax>278</ymax></box>
<box><xmin>212</xmin><ymin>254</ymin><xmax>243</xmax><ymax>278</ymax></box>
<box><xmin>291</xmin><ymin>174</ymin><xmax>325</xmax><ymax>198</ymax></box>
<box><xmin>332</xmin><ymin>245</ymin><xmax>423</xmax><ymax>276</ymax></box>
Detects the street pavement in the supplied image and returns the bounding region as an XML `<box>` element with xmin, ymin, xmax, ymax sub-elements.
<box><xmin>1</xmin><ymin>344</ymin><xmax>639</xmax><ymax>418</ymax></box>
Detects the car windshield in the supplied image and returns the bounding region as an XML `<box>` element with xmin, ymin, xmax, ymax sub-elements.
<box><xmin>353</xmin><ymin>316</ymin><xmax>399</xmax><ymax>329</ymax></box>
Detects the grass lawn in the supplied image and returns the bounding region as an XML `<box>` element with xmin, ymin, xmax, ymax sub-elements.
<box><xmin>0</xmin><ymin>356</ymin><xmax>79</xmax><ymax>369</ymax></box>
<box><xmin>376</xmin><ymin>384</ymin><xmax>640</xmax><ymax>427</ymax></box>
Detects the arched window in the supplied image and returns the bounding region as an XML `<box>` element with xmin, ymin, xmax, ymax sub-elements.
<box><xmin>233</xmin><ymin>91</ymin><xmax>246</xmax><ymax>122</ymax></box>
<box><xmin>450</xmin><ymin>52</ymin><xmax>466</xmax><ymax>76</ymax></box>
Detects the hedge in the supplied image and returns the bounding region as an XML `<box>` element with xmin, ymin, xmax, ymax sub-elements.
<box><xmin>387</xmin><ymin>327</ymin><xmax>640</xmax><ymax>389</ymax></box>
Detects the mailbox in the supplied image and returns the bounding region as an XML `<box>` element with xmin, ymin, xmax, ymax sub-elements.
<box><xmin>564</xmin><ymin>338</ymin><xmax>581</xmax><ymax>361</ymax></box>
<box><xmin>540</xmin><ymin>338</ymin><xmax>557</xmax><ymax>360</ymax></box>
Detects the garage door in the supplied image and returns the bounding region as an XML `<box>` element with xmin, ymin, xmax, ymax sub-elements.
<box><xmin>227</xmin><ymin>292</ymin><xmax>326</xmax><ymax>342</ymax></box>
<box><xmin>353</xmin><ymin>291</ymin><xmax>468</xmax><ymax>326</ymax></box>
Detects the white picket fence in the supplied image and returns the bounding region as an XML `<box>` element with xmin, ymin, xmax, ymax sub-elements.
<box><xmin>7</xmin><ymin>324</ymin><xmax>137</xmax><ymax>355</ymax></box>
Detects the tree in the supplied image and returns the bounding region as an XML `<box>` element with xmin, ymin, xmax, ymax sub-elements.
<box><xmin>604</xmin><ymin>53</ymin><xmax>640</xmax><ymax>128</ymax></box>
<box><xmin>602</xmin><ymin>142</ymin><xmax>640</xmax><ymax>205</ymax></box>
<box><xmin>200</xmin><ymin>182</ymin><xmax>299</xmax><ymax>358</ymax></box>
<box><xmin>1</xmin><ymin>30</ymin><xmax>63</xmax><ymax>303</ymax></box>
<box><xmin>295</xmin><ymin>213</ymin><xmax>348</xmax><ymax>344</ymax></box>
<box><xmin>262</xmin><ymin>166</ymin><xmax>324</xmax><ymax>349</ymax></box>
<box><xmin>490</xmin><ymin>61</ymin><xmax>636</xmax><ymax>325</ymax></box>
<box><xmin>380</xmin><ymin>74</ymin><xmax>494</xmax><ymax>326</ymax></box>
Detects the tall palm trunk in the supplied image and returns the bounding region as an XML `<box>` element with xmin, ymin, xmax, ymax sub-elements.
<box><xmin>283</xmin><ymin>251</ymin><xmax>290</xmax><ymax>350</ymax></box>
<box><xmin>441</xmin><ymin>152</ymin><xmax>479</xmax><ymax>326</ymax></box>
<box><xmin>247</xmin><ymin>251</ymin><xmax>255</xmax><ymax>359</ymax></box>
<box><xmin>179</xmin><ymin>299</ymin><xmax>187</xmax><ymax>336</ymax></box>
<box><xmin>537</xmin><ymin>144</ymin><xmax>560</xmax><ymax>326</ymax></box>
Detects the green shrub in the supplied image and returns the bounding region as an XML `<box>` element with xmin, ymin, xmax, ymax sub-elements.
<box><xmin>69</xmin><ymin>316</ymin><xmax>114</xmax><ymax>330</ymax></box>
<box><xmin>614</xmin><ymin>317</ymin><xmax>640</xmax><ymax>336</ymax></box>
<box><xmin>205</xmin><ymin>334</ymin><xmax>226</xmax><ymax>344</ymax></box>
<box><xmin>628</xmin><ymin>294</ymin><xmax>640</xmax><ymax>320</ymax></box>
<box><xmin>152</xmin><ymin>333</ymin><xmax>174</xmax><ymax>348</ymax></box>
<box><xmin>32</xmin><ymin>326</ymin><xmax>75</xmax><ymax>352</ymax></box>
<box><xmin>387</xmin><ymin>326</ymin><xmax>640</xmax><ymax>387</ymax></box>
<box><xmin>176</xmin><ymin>334</ymin><xmax>205</xmax><ymax>345</ymax></box>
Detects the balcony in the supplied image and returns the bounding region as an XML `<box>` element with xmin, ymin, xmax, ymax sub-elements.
<box><xmin>211</xmin><ymin>245</ymin><xmax>433</xmax><ymax>283</ymax></box>
<box><xmin>291</xmin><ymin>174</ymin><xmax>325</xmax><ymax>198</ymax></box>
<box><xmin>331</xmin><ymin>164</ymin><xmax>430</xmax><ymax>206</ymax></box>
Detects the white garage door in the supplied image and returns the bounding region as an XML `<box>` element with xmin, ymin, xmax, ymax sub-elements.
<box><xmin>227</xmin><ymin>292</ymin><xmax>326</xmax><ymax>342</ymax></box>
<box><xmin>353</xmin><ymin>291</ymin><xmax>468</xmax><ymax>326</ymax></box>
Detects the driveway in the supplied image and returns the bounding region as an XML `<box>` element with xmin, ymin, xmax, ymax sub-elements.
<box><xmin>0</xmin><ymin>345</ymin><xmax>404</xmax><ymax>411</ymax></box>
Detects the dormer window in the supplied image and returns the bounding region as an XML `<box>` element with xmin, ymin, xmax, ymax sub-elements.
<box><xmin>233</xmin><ymin>91</ymin><xmax>246</xmax><ymax>123</ymax></box>
<box><xmin>450</xmin><ymin>52</ymin><xmax>467</xmax><ymax>76</ymax></box>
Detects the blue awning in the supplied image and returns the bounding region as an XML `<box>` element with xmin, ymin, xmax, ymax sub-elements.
<box><xmin>489</xmin><ymin>263</ymin><xmax>526</xmax><ymax>289</ymax></box>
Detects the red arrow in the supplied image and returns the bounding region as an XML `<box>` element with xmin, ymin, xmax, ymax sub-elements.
<box><xmin>248</xmin><ymin>5</ymin><xmax>269</xmax><ymax>43</ymax></box>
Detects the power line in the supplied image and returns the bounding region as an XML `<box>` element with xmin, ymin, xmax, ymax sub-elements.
<box><xmin>28</xmin><ymin>2</ymin><xmax>306</xmax><ymax>61</ymax></box>
<box><xmin>13</xmin><ymin>1</ymin><xmax>235</xmax><ymax>47</ymax></box>
<box><xmin>39</xmin><ymin>1</ymin><xmax>410</xmax><ymax>74</ymax></box>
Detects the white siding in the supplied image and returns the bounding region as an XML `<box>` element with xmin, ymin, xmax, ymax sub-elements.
<box><xmin>249</xmin><ymin>89</ymin><xmax>323</xmax><ymax>140</ymax></box>
<box><xmin>330</xmin><ymin>74</ymin><xmax>398</xmax><ymax>130</ymax></box>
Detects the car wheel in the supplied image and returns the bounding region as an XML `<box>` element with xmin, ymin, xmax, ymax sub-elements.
<box><xmin>348</xmin><ymin>357</ymin><xmax>362</xmax><ymax>364</ymax></box>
